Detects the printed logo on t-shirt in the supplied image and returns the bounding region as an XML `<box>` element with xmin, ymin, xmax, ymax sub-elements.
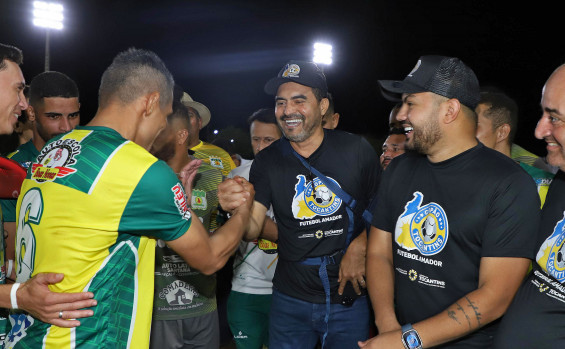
<box><xmin>536</xmin><ymin>211</ymin><xmax>565</xmax><ymax>283</ymax></box>
<box><xmin>158</xmin><ymin>280</ymin><xmax>199</xmax><ymax>305</ymax></box>
<box><xmin>394</xmin><ymin>191</ymin><xmax>449</xmax><ymax>256</ymax></box>
<box><xmin>31</xmin><ymin>138</ymin><xmax>81</xmax><ymax>182</ymax></box>
<box><xmin>171</xmin><ymin>184</ymin><xmax>192</xmax><ymax>221</ymax></box>
<box><xmin>191</xmin><ymin>189</ymin><xmax>207</xmax><ymax>210</ymax></box>
<box><xmin>291</xmin><ymin>175</ymin><xmax>343</xmax><ymax>219</ymax></box>
<box><xmin>6</xmin><ymin>313</ymin><xmax>34</xmax><ymax>347</ymax></box>
<box><xmin>256</xmin><ymin>239</ymin><xmax>278</xmax><ymax>254</ymax></box>
<box><xmin>209</xmin><ymin>157</ymin><xmax>223</xmax><ymax>169</ymax></box>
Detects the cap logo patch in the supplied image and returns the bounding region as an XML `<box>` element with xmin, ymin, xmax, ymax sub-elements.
<box><xmin>407</xmin><ymin>60</ymin><xmax>422</xmax><ymax>77</ymax></box>
<box><xmin>282</xmin><ymin>64</ymin><xmax>301</xmax><ymax>78</ymax></box>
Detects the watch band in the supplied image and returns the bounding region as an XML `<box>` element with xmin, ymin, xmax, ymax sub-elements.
<box><xmin>401</xmin><ymin>323</ymin><xmax>423</xmax><ymax>349</ymax></box>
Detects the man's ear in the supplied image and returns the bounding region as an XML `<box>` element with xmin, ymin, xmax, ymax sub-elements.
<box><xmin>496</xmin><ymin>124</ymin><xmax>511</xmax><ymax>144</ymax></box>
<box><xmin>332</xmin><ymin>112</ymin><xmax>340</xmax><ymax>127</ymax></box>
<box><xmin>145</xmin><ymin>92</ymin><xmax>160</xmax><ymax>117</ymax></box>
<box><xmin>319</xmin><ymin>97</ymin><xmax>329</xmax><ymax>116</ymax></box>
<box><xmin>443</xmin><ymin>98</ymin><xmax>461</xmax><ymax>124</ymax></box>
<box><xmin>178</xmin><ymin>129</ymin><xmax>189</xmax><ymax>145</ymax></box>
<box><xmin>27</xmin><ymin>106</ymin><xmax>36</xmax><ymax>122</ymax></box>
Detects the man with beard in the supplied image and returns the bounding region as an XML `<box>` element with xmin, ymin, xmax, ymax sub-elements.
<box><xmin>360</xmin><ymin>55</ymin><xmax>540</xmax><ymax>348</ymax></box>
<box><xmin>492</xmin><ymin>63</ymin><xmax>565</xmax><ymax>348</ymax></box>
<box><xmin>180</xmin><ymin>92</ymin><xmax>236</xmax><ymax>177</ymax></box>
<box><xmin>219</xmin><ymin>60</ymin><xmax>381</xmax><ymax>348</ymax></box>
<box><xmin>149</xmin><ymin>100</ymin><xmax>224</xmax><ymax>349</ymax></box>
<box><xmin>2</xmin><ymin>71</ymin><xmax>80</xmax><ymax>276</ymax></box>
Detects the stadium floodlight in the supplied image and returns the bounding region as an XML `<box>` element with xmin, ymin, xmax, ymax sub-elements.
<box><xmin>313</xmin><ymin>42</ymin><xmax>333</xmax><ymax>65</ymax></box>
<box><xmin>33</xmin><ymin>1</ymin><xmax>64</xmax><ymax>30</ymax></box>
<box><xmin>33</xmin><ymin>1</ymin><xmax>64</xmax><ymax>71</ymax></box>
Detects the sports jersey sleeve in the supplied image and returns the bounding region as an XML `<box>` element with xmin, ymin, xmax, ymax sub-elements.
<box><xmin>119</xmin><ymin>160</ymin><xmax>191</xmax><ymax>241</ymax></box>
<box><xmin>0</xmin><ymin>199</ymin><xmax>16</xmax><ymax>222</ymax></box>
<box><xmin>249</xmin><ymin>153</ymin><xmax>271</xmax><ymax>210</ymax></box>
<box><xmin>482</xmin><ymin>170</ymin><xmax>541</xmax><ymax>258</ymax></box>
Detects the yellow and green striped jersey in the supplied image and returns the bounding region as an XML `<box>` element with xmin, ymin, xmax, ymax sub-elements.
<box><xmin>6</xmin><ymin>126</ymin><xmax>191</xmax><ymax>349</ymax></box>
<box><xmin>191</xmin><ymin>141</ymin><xmax>235</xmax><ymax>177</ymax></box>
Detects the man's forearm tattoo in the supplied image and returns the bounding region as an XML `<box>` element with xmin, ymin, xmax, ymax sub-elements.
<box><xmin>447</xmin><ymin>310</ymin><xmax>461</xmax><ymax>324</ymax></box>
<box><xmin>455</xmin><ymin>302</ymin><xmax>472</xmax><ymax>329</ymax></box>
<box><xmin>465</xmin><ymin>296</ymin><xmax>482</xmax><ymax>326</ymax></box>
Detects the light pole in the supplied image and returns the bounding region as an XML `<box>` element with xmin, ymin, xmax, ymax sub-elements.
<box><xmin>33</xmin><ymin>1</ymin><xmax>64</xmax><ymax>72</ymax></box>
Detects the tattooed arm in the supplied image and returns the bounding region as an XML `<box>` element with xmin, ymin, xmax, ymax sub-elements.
<box><xmin>359</xmin><ymin>256</ymin><xmax>529</xmax><ymax>348</ymax></box>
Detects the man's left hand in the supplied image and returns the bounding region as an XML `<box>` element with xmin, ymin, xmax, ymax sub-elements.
<box><xmin>338</xmin><ymin>231</ymin><xmax>367</xmax><ymax>295</ymax></box>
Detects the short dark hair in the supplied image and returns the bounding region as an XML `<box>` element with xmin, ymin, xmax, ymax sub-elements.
<box><xmin>169</xmin><ymin>100</ymin><xmax>190</xmax><ymax>129</ymax></box>
<box><xmin>247</xmin><ymin>108</ymin><xmax>277</xmax><ymax>126</ymax></box>
<box><xmin>311</xmin><ymin>87</ymin><xmax>327</xmax><ymax>102</ymax></box>
<box><xmin>478</xmin><ymin>91</ymin><xmax>519</xmax><ymax>144</ymax></box>
<box><xmin>98</xmin><ymin>47</ymin><xmax>174</xmax><ymax>109</ymax></box>
<box><xmin>0</xmin><ymin>43</ymin><xmax>23</xmax><ymax>71</ymax></box>
<box><xmin>29</xmin><ymin>71</ymin><xmax>79</xmax><ymax>107</ymax></box>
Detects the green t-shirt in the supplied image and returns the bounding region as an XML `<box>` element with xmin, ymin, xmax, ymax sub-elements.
<box><xmin>153</xmin><ymin>162</ymin><xmax>223</xmax><ymax>320</ymax></box>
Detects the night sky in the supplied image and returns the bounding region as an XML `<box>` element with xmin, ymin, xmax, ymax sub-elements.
<box><xmin>1</xmin><ymin>0</ymin><xmax>562</xmax><ymax>157</ymax></box>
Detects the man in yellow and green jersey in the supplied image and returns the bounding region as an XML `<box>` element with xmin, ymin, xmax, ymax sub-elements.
<box><xmin>6</xmin><ymin>48</ymin><xmax>253</xmax><ymax>349</ymax></box>
<box><xmin>180</xmin><ymin>92</ymin><xmax>236</xmax><ymax>176</ymax></box>
<box><xmin>475</xmin><ymin>90</ymin><xmax>555</xmax><ymax>206</ymax></box>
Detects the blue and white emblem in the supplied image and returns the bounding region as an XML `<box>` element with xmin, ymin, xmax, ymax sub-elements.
<box><xmin>291</xmin><ymin>175</ymin><xmax>342</xmax><ymax>219</ymax></box>
<box><xmin>537</xmin><ymin>211</ymin><xmax>565</xmax><ymax>283</ymax></box>
<box><xmin>395</xmin><ymin>191</ymin><xmax>449</xmax><ymax>256</ymax></box>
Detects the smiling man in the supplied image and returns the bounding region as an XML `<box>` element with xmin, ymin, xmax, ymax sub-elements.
<box><xmin>1</xmin><ymin>71</ymin><xmax>81</xmax><ymax>272</ymax></box>
<box><xmin>0</xmin><ymin>43</ymin><xmax>97</xmax><ymax>347</ymax></box>
<box><xmin>219</xmin><ymin>60</ymin><xmax>381</xmax><ymax>349</ymax></box>
<box><xmin>361</xmin><ymin>55</ymin><xmax>540</xmax><ymax>348</ymax></box>
<box><xmin>493</xmin><ymin>63</ymin><xmax>565</xmax><ymax>348</ymax></box>
<box><xmin>380</xmin><ymin>128</ymin><xmax>406</xmax><ymax>170</ymax></box>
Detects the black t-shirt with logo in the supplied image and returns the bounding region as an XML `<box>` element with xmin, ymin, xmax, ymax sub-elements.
<box><xmin>494</xmin><ymin>170</ymin><xmax>565</xmax><ymax>348</ymax></box>
<box><xmin>250</xmin><ymin>129</ymin><xmax>380</xmax><ymax>303</ymax></box>
<box><xmin>372</xmin><ymin>143</ymin><xmax>540</xmax><ymax>348</ymax></box>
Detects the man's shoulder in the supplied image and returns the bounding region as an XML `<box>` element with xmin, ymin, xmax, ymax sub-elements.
<box><xmin>8</xmin><ymin>140</ymin><xmax>38</xmax><ymax>163</ymax></box>
<box><xmin>326</xmin><ymin>129</ymin><xmax>366</xmax><ymax>145</ymax></box>
<box><xmin>478</xmin><ymin>145</ymin><xmax>531</xmax><ymax>175</ymax></box>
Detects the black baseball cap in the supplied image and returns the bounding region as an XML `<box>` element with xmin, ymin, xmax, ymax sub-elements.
<box><xmin>378</xmin><ymin>55</ymin><xmax>480</xmax><ymax>109</ymax></box>
<box><xmin>264</xmin><ymin>60</ymin><xmax>328</xmax><ymax>96</ymax></box>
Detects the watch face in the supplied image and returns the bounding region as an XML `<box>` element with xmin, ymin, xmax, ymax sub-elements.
<box><xmin>402</xmin><ymin>330</ymin><xmax>421</xmax><ymax>349</ymax></box>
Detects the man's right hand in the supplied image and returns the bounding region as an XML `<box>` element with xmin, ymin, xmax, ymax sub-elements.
<box><xmin>218</xmin><ymin>176</ymin><xmax>251</xmax><ymax>213</ymax></box>
<box><xmin>17</xmin><ymin>273</ymin><xmax>97</xmax><ymax>328</ymax></box>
